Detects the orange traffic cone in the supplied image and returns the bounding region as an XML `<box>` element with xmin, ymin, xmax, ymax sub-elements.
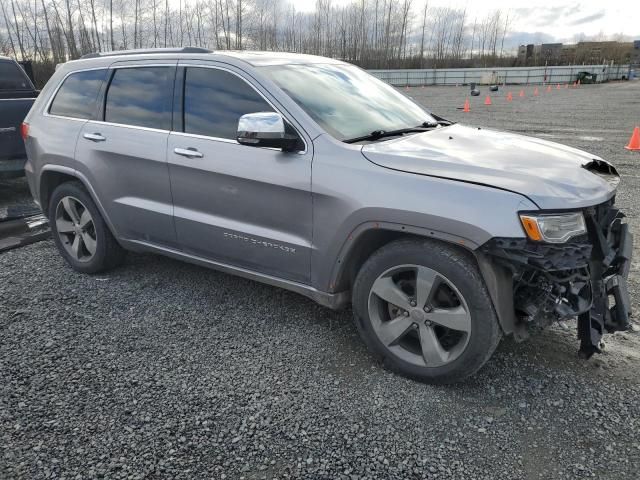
<box><xmin>533</xmin><ymin>87</ymin><xmax>539</xmax><ymax>96</ymax></box>
<box><xmin>577</xmin><ymin>79</ymin><xmax>581</xmax><ymax>86</ymax></box>
<box><xmin>506</xmin><ymin>92</ymin><xmax>513</xmax><ymax>101</ymax></box>
<box><xmin>463</xmin><ymin>98</ymin><xmax>470</xmax><ymax>112</ymax></box>
<box><xmin>626</xmin><ymin>127</ymin><xmax>640</xmax><ymax>151</ymax></box>
<box><xmin>546</xmin><ymin>85</ymin><xmax>552</xmax><ymax>93</ymax></box>
<box><xmin>519</xmin><ymin>89</ymin><xmax>525</xmax><ymax>97</ymax></box>
<box><xmin>484</xmin><ymin>95</ymin><xmax>492</xmax><ymax>105</ymax></box>
<box><xmin>556</xmin><ymin>84</ymin><xmax>561</xmax><ymax>90</ymax></box>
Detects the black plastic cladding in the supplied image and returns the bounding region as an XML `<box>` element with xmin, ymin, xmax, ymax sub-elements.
<box><xmin>578</xmin><ymin>199</ymin><xmax>633</xmax><ymax>357</ymax></box>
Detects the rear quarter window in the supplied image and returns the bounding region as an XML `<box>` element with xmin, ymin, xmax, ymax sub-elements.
<box><xmin>0</xmin><ymin>61</ymin><xmax>30</xmax><ymax>90</ymax></box>
<box><xmin>49</xmin><ymin>69</ymin><xmax>107</xmax><ymax>119</ymax></box>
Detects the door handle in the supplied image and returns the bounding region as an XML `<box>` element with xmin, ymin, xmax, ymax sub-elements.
<box><xmin>174</xmin><ymin>147</ymin><xmax>203</xmax><ymax>158</ymax></box>
<box><xmin>83</xmin><ymin>132</ymin><xmax>106</xmax><ymax>142</ymax></box>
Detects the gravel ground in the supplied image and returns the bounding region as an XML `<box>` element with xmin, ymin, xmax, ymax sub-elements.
<box><xmin>0</xmin><ymin>177</ymin><xmax>38</xmax><ymax>220</ymax></box>
<box><xmin>1</xmin><ymin>81</ymin><xmax>640</xmax><ymax>479</ymax></box>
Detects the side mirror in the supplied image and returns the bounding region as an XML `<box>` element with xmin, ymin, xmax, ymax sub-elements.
<box><xmin>237</xmin><ymin>112</ymin><xmax>300</xmax><ymax>152</ymax></box>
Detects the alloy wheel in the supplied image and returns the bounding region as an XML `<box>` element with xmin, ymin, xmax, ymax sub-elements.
<box><xmin>367</xmin><ymin>264</ymin><xmax>472</xmax><ymax>368</ymax></box>
<box><xmin>55</xmin><ymin>196</ymin><xmax>97</xmax><ymax>262</ymax></box>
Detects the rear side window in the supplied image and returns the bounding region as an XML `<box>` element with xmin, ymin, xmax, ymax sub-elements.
<box><xmin>105</xmin><ymin>67</ymin><xmax>173</xmax><ymax>129</ymax></box>
<box><xmin>0</xmin><ymin>61</ymin><xmax>30</xmax><ymax>90</ymax></box>
<box><xmin>183</xmin><ymin>67</ymin><xmax>273</xmax><ymax>139</ymax></box>
<box><xmin>49</xmin><ymin>69</ymin><xmax>106</xmax><ymax>119</ymax></box>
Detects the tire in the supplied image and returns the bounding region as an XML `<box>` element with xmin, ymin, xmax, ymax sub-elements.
<box><xmin>352</xmin><ymin>238</ymin><xmax>502</xmax><ymax>384</ymax></box>
<box><xmin>48</xmin><ymin>181</ymin><xmax>125</xmax><ymax>273</ymax></box>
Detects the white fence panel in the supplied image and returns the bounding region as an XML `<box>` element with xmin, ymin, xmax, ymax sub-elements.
<box><xmin>368</xmin><ymin>65</ymin><xmax>632</xmax><ymax>86</ymax></box>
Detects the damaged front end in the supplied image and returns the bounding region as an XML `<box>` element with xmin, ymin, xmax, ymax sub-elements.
<box><xmin>481</xmin><ymin>198</ymin><xmax>633</xmax><ymax>357</ymax></box>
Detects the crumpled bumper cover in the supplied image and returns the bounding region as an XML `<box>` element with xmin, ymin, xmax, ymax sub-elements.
<box><xmin>579</xmin><ymin>200</ymin><xmax>633</xmax><ymax>356</ymax></box>
<box><xmin>481</xmin><ymin>198</ymin><xmax>633</xmax><ymax>357</ymax></box>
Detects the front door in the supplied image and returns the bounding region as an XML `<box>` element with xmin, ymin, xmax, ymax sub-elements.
<box><xmin>167</xmin><ymin>63</ymin><xmax>312</xmax><ymax>283</ymax></box>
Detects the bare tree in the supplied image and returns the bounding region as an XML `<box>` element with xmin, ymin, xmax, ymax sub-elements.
<box><xmin>1</xmin><ymin>0</ymin><xmax>525</xmax><ymax>79</ymax></box>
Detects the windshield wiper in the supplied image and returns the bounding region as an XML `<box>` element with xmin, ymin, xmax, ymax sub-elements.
<box><xmin>423</xmin><ymin>120</ymin><xmax>453</xmax><ymax>127</ymax></box>
<box><xmin>343</xmin><ymin>123</ymin><xmax>439</xmax><ymax>144</ymax></box>
<box><xmin>429</xmin><ymin>113</ymin><xmax>455</xmax><ymax>126</ymax></box>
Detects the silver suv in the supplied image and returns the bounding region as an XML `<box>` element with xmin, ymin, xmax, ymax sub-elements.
<box><xmin>23</xmin><ymin>48</ymin><xmax>632</xmax><ymax>383</ymax></box>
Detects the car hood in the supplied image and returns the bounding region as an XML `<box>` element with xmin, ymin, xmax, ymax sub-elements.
<box><xmin>360</xmin><ymin>124</ymin><xmax>618</xmax><ymax>209</ymax></box>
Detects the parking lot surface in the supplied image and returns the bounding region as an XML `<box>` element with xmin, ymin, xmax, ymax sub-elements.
<box><xmin>1</xmin><ymin>82</ymin><xmax>640</xmax><ymax>479</ymax></box>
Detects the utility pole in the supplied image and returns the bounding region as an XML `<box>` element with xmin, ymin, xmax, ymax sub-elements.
<box><xmin>110</xmin><ymin>0</ymin><xmax>114</xmax><ymax>50</ymax></box>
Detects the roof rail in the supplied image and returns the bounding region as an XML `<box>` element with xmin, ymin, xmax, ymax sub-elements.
<box><xmin>80</xmin><ymin>47</ymin><xmax>212</xmax><ymax>60</ymax></box>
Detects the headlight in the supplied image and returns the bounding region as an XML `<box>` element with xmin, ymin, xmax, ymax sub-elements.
<box><xmin>519</xmin><ymin>212</ymin><xmax>586</xmax><ymax>243</ymax></box>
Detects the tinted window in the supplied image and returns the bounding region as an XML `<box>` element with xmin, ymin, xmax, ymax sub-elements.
<box><xmin>184</xmin><ymin>68</ymin><xmax>273</xmax><ymax>139</ymax></box>
<box><xmin>0</xmin><ymin>61</ymin><xmax>31</xmax><ymax>90</ymax></box>
<box><xmin>105</xmin><ymin>67</ymin><xmax>173</xmax><ymax>129</ymax></box>
<box><xmin>49</xmin><ymin>69</ymin><xmax>106</xmax><ymax>119</ymax></box>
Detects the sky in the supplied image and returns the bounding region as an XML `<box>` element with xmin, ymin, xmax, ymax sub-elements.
<box><xmin>291</xmin><ymin>0</ymin><xmax>640</xmax><ymax>45</ymax></box>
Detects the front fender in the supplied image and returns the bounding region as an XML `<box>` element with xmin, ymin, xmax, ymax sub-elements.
<box><xmin>313</xmin><ymin>194</ymin><xmax>535</xmax><ymax>293</ymax></box>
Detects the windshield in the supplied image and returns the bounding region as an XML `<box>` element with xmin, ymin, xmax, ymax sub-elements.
<box><xmin>260</xmin><ymin>63</ymin><xmax>435</xmax><ymax>141</ymax></box>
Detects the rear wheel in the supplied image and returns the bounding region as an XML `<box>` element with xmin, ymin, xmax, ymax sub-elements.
<box><xmin>49</xmin><ymin>181</ymin><xmax>125</xmax><ymax>273</ymax></box>
<box><xmin>352</xmin><ymin>239</ymin><xmax>501</xmax><ymax>383</ymax></box>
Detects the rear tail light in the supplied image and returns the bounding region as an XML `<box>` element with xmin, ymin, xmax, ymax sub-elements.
<box><xmin>20</xmin><ymin>122</ymin><xmax>29</xmax><ymax>141</ymax></box>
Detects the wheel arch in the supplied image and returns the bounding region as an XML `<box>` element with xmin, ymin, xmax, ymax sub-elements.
<box><xmin>329</xmin><ymin>222</ymin><xmax>479</xmax><ymax>293</ymax></box>
<box><xmin>39</xmin><ymin>168</ymin><xmax>78</xmax><ymax>214</ymax></box>
<box><xmin>39</xmin><ymin>165</ymin><xmax>119</xmax><ymax>239</ymax></box>
<box><xmin>329</xmin><ymin>222</ymin><xmax>520</xmax><ymax>337</ymax></box>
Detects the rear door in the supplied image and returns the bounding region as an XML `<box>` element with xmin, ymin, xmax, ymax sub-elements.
<box><xmin>167</xmin><ymin>62</ymin><xmax>313</xmax><ymax>283</ymax></box>
<box><xmin>74</xmin><ymin>61</ymin><xmax>178</xmax><ymax>248</ymax></box>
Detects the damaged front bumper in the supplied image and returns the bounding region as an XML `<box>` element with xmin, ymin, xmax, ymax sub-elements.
<box><xmin>481</xmin><ymin>198</ymin><xmax>633</xmax><ymax>357</ymax></box>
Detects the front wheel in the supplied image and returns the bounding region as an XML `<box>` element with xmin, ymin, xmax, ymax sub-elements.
<box><xmin>352</xmin><ymin>239</ymin><xmax>502</xmax><ymax>384</ymax></box>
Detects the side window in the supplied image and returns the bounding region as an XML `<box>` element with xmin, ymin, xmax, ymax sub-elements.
<box><xmin>183</xmin><ymin>67</ymin><xmax>274</xmax><ymax>139</ymax></box>
<box><xmin>0</xmin><ymin>61</ymin><xmax>31</xmax><ymax>90</ymax></box>
<box><xmin>49</xmin><ymin>69</ymin><xmax>106</xmax><ymax>119</ymax></box>
<box><xmin>105</xmin><ymin>67</ymin><xmax>173</xmax><ymax>130</ymax></box>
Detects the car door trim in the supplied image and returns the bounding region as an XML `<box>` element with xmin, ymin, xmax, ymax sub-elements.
<box><xmin>171</xmin><ymin>131</ymin><xmax>237</xmax><ymax>144</ymax></box>
<box><xmin>170</xmin><ymin>130</ymin><xmax>292</xmax><ymax>154</ymax></box>
<box><xmin>85</xmin><ymin>119</ymin><xmax>170</xmax><ymax>134</ymax></box>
